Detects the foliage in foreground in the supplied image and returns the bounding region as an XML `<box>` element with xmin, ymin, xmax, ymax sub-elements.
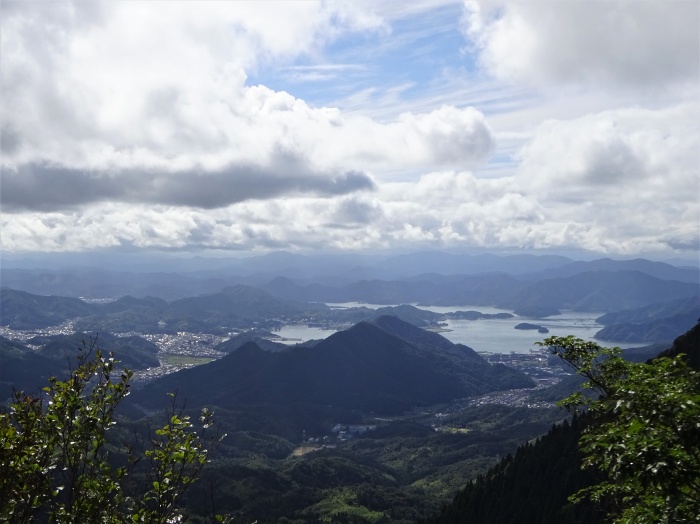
<box><xmin>540</xmin><ymin>335</ymin><xmax>700</xmax><ymax>524</ymax></box>
<box><xmin>0</xmin><ymin>342</ymin><xmax>225</xmax><ymax>523</ymax></box>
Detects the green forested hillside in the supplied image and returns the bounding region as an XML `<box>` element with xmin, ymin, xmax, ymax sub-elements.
<box><xmin>131</xmin><ymin>405</ymin><xmax>563</xmax><ymax>522</ymax></box>
<box><xmin>129</xmin><ymin>318</ymin><xmax>534</xmax><ymax>431</ymax></box>
<box><xmin>430</xmin><ymin>417</ymin><xmax>604</xmax><ymax>524</ymax></box>
<box><xmin>430</xmin><ymin>323</ymin><xmax>700</xmax><ymax>524</ymax></box>
<box><xmin>128</xmin><ymin>318</ymin><xmax>533</xmax><ymax>436</ymax></box>
<box><xmin>0</xmin><ymin>332</ymin><xmax>159</xmax><ymax>398</ymax></box>
<box><xmin>0</xmin><ymin>288</ymin><xmax>95</xmax><ymax>328</ymax></box>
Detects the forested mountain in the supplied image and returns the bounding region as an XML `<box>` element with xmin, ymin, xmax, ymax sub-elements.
<box><xmin>128</xmin><ymin>317</ymin><xmax>534</xmax><ymax>438</ymax></box>
<box><xmin>430</xmin><ymin>323</ymin><xmax>700</xmax><ymax>524</ymax></box>
<box><xmin>659</xmin><ymin>320</ymin><xmax>700</xmax><ymax>369</ymax></box>
<box><xmin>0</xmin><ymin>286</ymin><xmax>324</xmax><ymax>333</ymax></box>
<box><xmin>0</xmin><ymin>332</ymin><xmax>159</xmax><ymax>399</ymax></box>
<box><xmin>0</xmin><ymin>288</ymin><xmax>94</xmax><ymax>329</ymax></box>
<box><xmin>0</xmin><ymin>286</ymin><xmax>447</xmax><ymax>334</ymax></box>
<box><xmin>509</xmin><ymin>270</ymin><xmax>698</xmax><ymax>312</ymax></box>
<box><xmin>430</xmin><ymin>416</ymin><xmax>604</xmax><ymax>524</ymax></box>
<box><xmin>594</xmin><ymin>310</ymin><xmax>699</xmax><ymax>343</ymax></box>
<box><xmin>597</xmin><ymin>295</ymin><xmax>700</xmax><ymax>325</ymax></box>
<box><xmin>594</xmin><ymin>295</ymin><xmax>700</xmax><ymax>342</ymax></box>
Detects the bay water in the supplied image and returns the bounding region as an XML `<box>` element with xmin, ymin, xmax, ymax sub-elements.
<box><xmin>274</xmin><ymin>303</ymin><xmax>642</xmax><ymax>354</ymax></box>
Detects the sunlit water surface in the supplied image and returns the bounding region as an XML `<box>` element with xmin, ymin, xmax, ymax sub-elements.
<box><xmin>275</xmin><ymin>303</ymin><xmax>642</xmax><ymax>354</ymax></box>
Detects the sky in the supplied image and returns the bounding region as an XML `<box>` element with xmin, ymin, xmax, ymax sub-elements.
<box><xmin>1</xmin><ymin>0</ymin><xmax>699</xmax><ymax>260</ymax></box>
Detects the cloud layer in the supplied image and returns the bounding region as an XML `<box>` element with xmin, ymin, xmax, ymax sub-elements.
<box><xmin>1</xmin><ymin>2</ymin><xmax>493</xmax><ymax>212</ymax></box>
<box><xmin>464</xmin><ymin>0</ymin><xmax>699</xmax><ymax>90</ymax></box>
<box><xmin>1</xmin><ymin>1</ymin><xmax>697</xmax><ymax>258</ymax></box>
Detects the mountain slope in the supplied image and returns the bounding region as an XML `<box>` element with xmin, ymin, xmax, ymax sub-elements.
<box><xmin>524</xmin><ymin>257</ymin><xmax>699</xmax><ymax>283</ymax></box>
<box><xmin>510</xmin><ymin>270</ymin><xmax>699</xmax><ymax>312</ymax></box>
<box><xmin>659</xmin><ymin>321</ymin><xmax>700</xmax><ymax>369</ymax></box>
<box><xmin>129</xmin><ymin>317</ymin><xmax>533</xmax><ymax>435</ymax></box>
<box><xmin>431</xmin><ymin>323</ymin><xmax>700</xmax><ymax>524</ymax></box>
<box><xmin>370</xmin><ymin>315</ymin><xmax>533</xmax><ymax>391</ymax></box>
<box><xmin>0</xmin><ymin>288</ymin><xmax>95</xmax><ymax>329</ymax></box>
<box><xmin>0</xmin><ymin>333</ymin><xmax>159</xmax><ymax>399</ymax></box>
<box><xmin>594</xmin><ymin>296</ymin><xmax>700</xmax><ymax>343</ymax></box>
<box><xmin>430</xmin><ymin>417</ymin><xmax>603</xmax><ymax>524</ymax></box>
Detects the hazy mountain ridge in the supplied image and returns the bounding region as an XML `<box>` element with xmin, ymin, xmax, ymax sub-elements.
<box><xmin>4</xmin><ymin>253</ymin><xmax>697</xmax><ymax>304</ymax></box>
<box><xmin>597</xmin><ymin>295</ymin><xmax>700</xmax><ymax>325</ymax></box>
<box><xmin>594</xmin><ymin>295</ymin><xmax>700</xmax><ymax>343</ymax></box>
<box><xmin>3</xmin><ymin>266</ymin><xmax>699</xmax><ymax>336</ymax></box>
<box><xmin>522</xmin><ymin>257</ymin><xmax>699</xmax><ymax>283</ymax></box>
<box><xmin>509</xmin><ymin>270</ymin><xmax>698</xmax><ymax>312</ymax></box>
<box><xmin>595</xmin><ymin>310</ymin><xmax>700</xmax><ymax>343</ymax></box>
<box><xmin>260</xmin><ymin>270</ymin><xmax>698</xmax><ymax>313</ymax></box>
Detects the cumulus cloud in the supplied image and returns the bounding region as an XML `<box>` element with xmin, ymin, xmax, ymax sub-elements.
<box><xmin>463</xmin><ymin>0</ymin><xmax>699</xmax><ymax>90</ymax></box>
<box><xmin>1</xmin><ymin>1</ymin><xmax>696</xmax><ymax>258</ymax></box>
<box><xmin>0</xmin><ymin>1</ymin><xmax>493</xmax><ymax>212</ymax></box>
<box><xmin>331</xmin><ymin>196</ymin><xmax>385</xmax><ymax>226</ymax></box>
<box><xmin>0</xmin><ymin>160</ymin><xmax>376</xmax><ymax>212</ymax></box>
<box><xmin>2</xmin><ymin>155</ymin><xmax>697</xmax><ymax>256</ymax></box>
<box><xmin>515</xmin><ymin>104</ymin><xmax>699</xmax><ymax>202</ymax></box>
<box><xmin>512</xmin><ymin>103</ymin><xmax>700</xmax><ymax>253</ymax></box>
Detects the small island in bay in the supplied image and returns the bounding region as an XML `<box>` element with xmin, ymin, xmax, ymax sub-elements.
<box><xmin>514</xmin><ymin>322</ymin><xmax>550</xmax><ymax>333</ymax></box>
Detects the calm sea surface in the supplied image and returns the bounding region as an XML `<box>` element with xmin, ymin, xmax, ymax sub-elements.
<box><xmin>275</xmin><ymin>303</ymin><xmax>642</xmax><ymax>354</ymax></box>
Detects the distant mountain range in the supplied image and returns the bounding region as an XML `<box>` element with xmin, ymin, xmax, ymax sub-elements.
<box><xmin>3</xmin><ymin>266</ymin><xmax>698</xmax><ymax>335</ymax></box>
<box><xmin>0</xmin><ymin>287</ymin><xmax>446</xmax><ymax>333</ymax></box>
<box><xmin>3</xmin><ymin>252</ymin><xmax>697</xmax><ymax>300</ymax></box>
<box><xmin>595</xmin><ymin>295</ymin><xmax>700</xmax><ymax>343</ymax></box>
<box><xmin>521</xmin><ymin>257</ymin><xmax>699</xmax><ymax>283</ymax></box>
<box><xmin>508</xmin><ymin>270</ymin><xmax>698</xmax><ymax>313</ymax></box>
<box><xmin>260</xmin><ymin>269</ymin><xmax>698</xmax><ymax>314</ymax></box>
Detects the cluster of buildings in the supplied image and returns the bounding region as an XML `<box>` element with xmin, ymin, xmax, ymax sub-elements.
<box><xmin>0</xmin><ymin>320</ymin><xmax>76</xmax><ymax>344</ymax></box>
<box><xmin>141</xmin><ymin>331</ymin><xmax>226</xmax><ymax>358</ymax></box>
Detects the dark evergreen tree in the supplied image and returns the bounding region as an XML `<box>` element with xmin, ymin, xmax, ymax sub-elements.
<box><xmin>429</xmin><ymin>416</ymin><xmax>605</xmax><ymax>524</ymax></box>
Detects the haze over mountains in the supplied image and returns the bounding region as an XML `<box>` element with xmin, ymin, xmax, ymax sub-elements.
<box><xmin>2</xmin><ymin>252</ymin><xmax>698</xmax><ymax>347</ymax></box>
<box><xmin>3</xmin><ymin>251</ymin><xmax>698</xmax><ymax>301</ymax></box>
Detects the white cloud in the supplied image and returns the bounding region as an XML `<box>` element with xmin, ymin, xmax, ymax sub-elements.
<box><xmin>2</xmin><ymin>146</ymin><xmax>697</xmax><ymax>255</ymax></box>
<box><xmin>1</xmin><ymin>1</ymin><xmax>493</xmax><ymax>211</ymax></box>
<box><xmin>515</xmin><ymin>103</ymin><xmax>699</xmax><ymax>203</ymax></box>
<box><xmin>463</xmin><ymin>0</ymin><xmax>699</xmax><ymax>91</ymax></box>
<box><xmin>513</xmin><ymin>103</ymin><xmax>700</xmax><ymax>253</ymax></box>
<box><xmin>1</xmin><ymin>1</ymin><xmax>697</xmax><ymax>259</ymax></box>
